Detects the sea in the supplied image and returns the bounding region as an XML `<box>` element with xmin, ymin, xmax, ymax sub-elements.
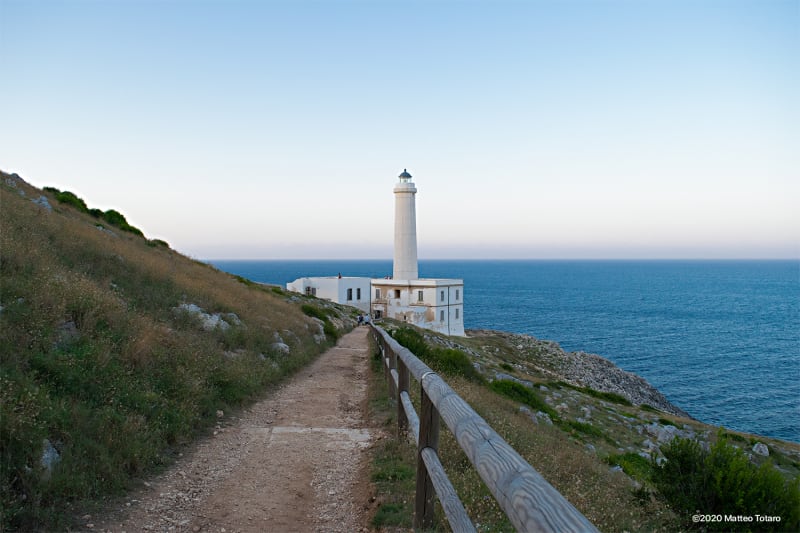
<box><xmin>209</xmin><ymin>259</ymin><xmax>800</xmax><ymax>444</ymax></box>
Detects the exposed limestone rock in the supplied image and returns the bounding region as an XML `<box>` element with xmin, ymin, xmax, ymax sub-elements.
<box><xmin>40</xmin><ymin>439</ymin><xmax>60</xmax><ymax>480</ymax></box>
<box><xmin>96</xmin><ymin>225</ymin><xmax>118</xmax><ymax>237</ymax></box>
<box><xmin>32</xmin><ymin>195</ymin><xmax>52</xmax><ymax>211</ymax></box>
<box><xmin>55</xmin><ymin>319</ymin><xmax>79</xmax><ymax>346</ymax></box>
<box><xmin>271</xmin><ymin>342</ymin><xmax>290</xmax><ymax>356</ymax></box>
<box><xmin>173</xmin><ymin>303</ymin><xmax>235</xmax><ymax>331</ymax></box>
<box><xmin>492</xmin><ymin>372</ymin><xmax>532</xmax><ymax>387</ymax></box>
<box><xmin>753</xmin><ymin>442</ymin><xmax>770</xmax><ymax>457</ymax></box>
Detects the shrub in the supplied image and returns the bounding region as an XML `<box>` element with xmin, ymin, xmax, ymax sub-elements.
<box><xmin>489</xmin><ymin>379</ymin><xmax>557</xmax><ymax>419</ymax></box>
<box><xmin>652</xmin><ymin>434</ymin><xmax>800</xmax><ymax>530</ymax></box>
<box><xmin>554</xmin><ymin>381</ymin><xmax>632</xmax><ymax>406</ymax></box>
<box><xmin>606</xmin><ymin>452</ymin><xmax>653</xmax><ymax>481</ymax></box>
<box><xmin>301</xmin><ymin>304</ymin><xmax>339</xmax><ymax>340</ymax></box>
<box><xmin>52</xmin><ymin>190</ymin><xmax>89</xmax><ymax>213</ymax></box>
<box><xmin>564</xmin><ymin>419</ymin><xmax>606</xmax><ymax>440</ymax></box>
<box><xmin>300</xmin><ymin>304</ymin><xmax>329</xmax><ymax>321</ymax></box>
<box><xmin>101</xmin><ymin>209</ymin><xmax>144</xmax><ymax>236</ymax></box>
<box><xmin>391</xmin><ymin>327</ymin><xmax>483</xmax><ymax>382</ymax></box>
<box><xmin>146</xmin><ymin>239</ymin><xmax>170</xmax><ymax>248</ymax></box>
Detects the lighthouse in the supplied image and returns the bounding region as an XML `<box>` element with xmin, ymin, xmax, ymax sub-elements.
<box><xmin>286</xmin><ymin>168</ymin><xmax>465</xmax><ymax>336</ymax></box>
<box><xmin>393</xmin><ymin>169</ymin><xmax>418</xmax><ymax>280</ymax></box>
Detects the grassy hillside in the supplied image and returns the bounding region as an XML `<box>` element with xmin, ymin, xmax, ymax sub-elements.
<box><xmin>0</xmin><ymin>171</ymin><xmax>354</xmax><ymax>530</ymax></box>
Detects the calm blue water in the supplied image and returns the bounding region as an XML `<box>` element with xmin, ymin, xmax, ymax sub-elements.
<box><xmin>210</xmin><ymin>260</ymin><xmax>800</xmax><ymax>443</ymax></box>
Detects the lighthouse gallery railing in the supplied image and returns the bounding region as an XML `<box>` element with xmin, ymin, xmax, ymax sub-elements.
<box><xmin>369</xmin><ymin>323</ymin><xmax>599</xmax><ymax>532</ymax></box>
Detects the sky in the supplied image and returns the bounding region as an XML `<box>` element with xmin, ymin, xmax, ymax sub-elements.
<box><xmin>1</xmin><ymin>0</ymin><xmax>798</xmax><ymax>260</ymax></box>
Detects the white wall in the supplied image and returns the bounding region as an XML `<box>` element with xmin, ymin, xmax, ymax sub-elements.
<box><xmin>371</xmin><ymin>279</ymin><xmax>464</xmax><ymax>336</ymax></box>
<box><xmin>286</xmin><ymin>277</ymin><xmax>372</xmax><ymax>313</ymax></box>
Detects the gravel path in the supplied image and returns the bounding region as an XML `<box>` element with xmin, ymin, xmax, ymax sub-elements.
<box><xmin>93</xmin><ymin>327</ymin><xmax>374</xmax><ymax>533</ymax></box>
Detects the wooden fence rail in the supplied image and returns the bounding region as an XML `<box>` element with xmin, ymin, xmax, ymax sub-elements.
<box><xmin>370</xmin><ymin>324</ymin><xmax>599</xmax><ymax>533</ymax></box>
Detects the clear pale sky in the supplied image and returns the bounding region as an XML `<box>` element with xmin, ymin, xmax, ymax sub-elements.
<box><xmin>1</xmin><ymin>0</ymin><xmax>798</xmax><ymax>260</ymax></box>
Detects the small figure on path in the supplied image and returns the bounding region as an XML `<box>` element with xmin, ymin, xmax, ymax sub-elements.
<box><xmin>357</xmin><ymin>314</ymin><xmax>363</xmax><ymax>326</ymax></box>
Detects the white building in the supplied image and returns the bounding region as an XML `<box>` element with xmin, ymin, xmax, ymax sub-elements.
<box><xmin>286</xmin><ymin>276</ymin><xmax>371</xmax><ymax>314</ymax></box>
<box><xmin>371</xmin><ymin>278</ymin><xmax>464</xmax><ymax>336</ymax></box>
<box><xmin>287</xmin><ymin>169</ymin><xmax>465</xmax><ymax>336</ymax></box>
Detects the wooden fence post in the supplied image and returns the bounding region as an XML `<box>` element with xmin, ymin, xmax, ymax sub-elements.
<box><xmin>397</xmin><ymin>359</ymin><xmax>409</xmax><ymax>435</ymax></box>
<box><xmin>415</xmin><ymin>375</ymin><xmax>440</xmax><ymax>529</ymax></box>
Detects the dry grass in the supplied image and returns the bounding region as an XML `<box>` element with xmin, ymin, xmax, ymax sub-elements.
<box><xmin>441</xmin><ymin>377</ymin><xmax>679</xmax><ymax>532</ymax></box>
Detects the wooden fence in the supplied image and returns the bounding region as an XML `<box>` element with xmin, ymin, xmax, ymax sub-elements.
<box><xmin>370</xmin><ymin>324</ymin><xmax>599</xmax><ymax>533</ymax></box>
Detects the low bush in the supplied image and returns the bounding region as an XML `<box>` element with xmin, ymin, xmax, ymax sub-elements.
<box><xmin>652</xmin><ymin>434</ymin><xmax>800</xmax><ymax>531</ymax></box>
<box><xmin>489</xmin><ymin>379</ymin><xmax>557</xmax><ymax>420</ymax></box>
<box><xmin>301</xmin><ymin>304</ymin><xmax>339</xmax><ymax>341</ymax></box>
<box><xmin>606</xmin><ymin>452</ymin><xmax>652</xmax><ymax>481</ymax></box>
<box><xmin>391</xmin><ymin>327</ymin><xmax>483</xmax><ymax>382</ymax></box>
<box><xmin>553</xmin><ymin>381</ymin><xmax>632</xmax><ymax>406</ymax></box>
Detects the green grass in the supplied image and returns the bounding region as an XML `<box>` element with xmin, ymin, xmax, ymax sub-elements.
<box><xmin>489</xmin><ymin>379</ymin><xmax>558</xmax><ymax>420</ymax></box>
<box><xmin>552</xmin><ymin>381</ymin><xmax>633</xmax><ymax>406</ymax></box>
<box><xmin>606</xmin><ymin>452</ymin><xmax>653</xmax><ymax>482</ymax></box>
<box><xmin>367</xmin><ymin>342</ymin><xmax>416</xmax><ymax>530</ymax></box>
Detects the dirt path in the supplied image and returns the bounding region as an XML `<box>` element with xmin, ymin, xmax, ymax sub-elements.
<box><xmin>94</xmin><ymin>327</ymin><xmax>374</xmax><ymax>533</ymax></box>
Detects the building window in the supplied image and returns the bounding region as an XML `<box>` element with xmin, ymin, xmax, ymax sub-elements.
<box><xmin>375</xmin><ymin>288</ymin><xmax>381</xmax><ymax>299</ymax></box>
<box><xmin>418</xmin><ymin>290</ymin><xmax>424</xmax><ymax>302</ymax></box>
<box><xmin>305</xmin><ymin>287</ymin><xmax>312</xmax><ymax>296</ymax></box>
<box><xmin>394</xmin><ymin>289</ymin><xmax>401</xmax><ymax>298</ymax></box>
<box><xmin>440</xmin><ymin>290</ymin><xmax>445</xmax><ymax>302</ymax></box>
<box><xmin>375</xmin><ymin>310</ymin><xmax>382</xmax><ymax>319</ymax></box>
<box><xmin>347</xmin><ymin>288</ymin><xmax>353</xmax><ymax>301</ymax></box>
<box><xmin>455</xmin><ymin>308</ymin><xmax>460</xmax><ymax>319</ymax></box>
<box><xmin>456</xmin><ymin>289</ymin><xmax>460</xmax><ymax>301</ymax></box>
<box><xmin>357</xmin><ymin>288</ymin><xmax>361</xmax><ymax>300</ymax></box>
<box><xmin>440</xmin><ymin>310</ymin><xmax>445</xmax><ymax>322</ymax></box>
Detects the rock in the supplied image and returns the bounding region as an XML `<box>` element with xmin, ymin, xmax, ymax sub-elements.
<box><xmin>610</xmin><ymin>465</ymin><xmax>623</xmax><ymax>473</ymax></box>
<box><xmin>656</xmin><ymin>424</ymin><xmax>678</xmax><ymax>443</ymax></box>
<box><xmin>271</xmin><ymin>342</ymin><xmax>290</xmax><ymax>355</ymax></box>
<box><xmin>96</xmin><ymin>225</ymin><xmax>118</xmax><ymax>237</ymax></box>
<box><xmin>224</xmin><ymin>313</ymin><xmax>242</xmax><ymax>326</ymax></box>
<box><xmin>539</xmin><ymin>385</ymin><xmax>549</xmax><ymax>392</ymax></box>
<box><xmin>536</xmin><ymin>411</ymin><xmax>553</xmax><ymax>425</ymax></box>
<box><xmin>173</xmin><ymin>303</ymin><xmax>231</xmax><ymax>331</ymax></box>
<box><xmin>216</xmin><ymin>410</ymin><xmax>224</xmax><ymax>418</ymax></box>
<box><xmin>493</xmin><ymin>372</ymin><xmax>533</xmax><ymax>387</ymax></box>
<box><xmin>585</xmin><ymin>443</ymin><xmax>596</xmax><ymax>454</ymax></box>
<box><xmin>40</xmin><ymin>439</ymin><xmax>60</xmax><ymax>479</ymax></box>
<box><xmin>753</xmin><ymin>442</ymin><xmax>769</xmax><ymax>457</ymax></box>
<box><xmin>55</xmin><ymin>319</ymin><xmax>79</xmax><ymax>346</ymax></box>
<box><xmin>32</xmin><ymin>195</ymin><xmax>52</xmax><ymax>211</ymax></box>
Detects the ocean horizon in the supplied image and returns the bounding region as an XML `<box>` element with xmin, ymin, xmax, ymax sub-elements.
<box><xmin>209</xmin><ymin>259</ymin><xmax>800</xmax><ymax>443</ymax></box>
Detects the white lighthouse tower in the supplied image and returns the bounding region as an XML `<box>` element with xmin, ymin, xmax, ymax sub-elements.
<box><xmin>393</xmin><ymin>169</ymin><xmax>419</xmax><ymax>280</ymax></box>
